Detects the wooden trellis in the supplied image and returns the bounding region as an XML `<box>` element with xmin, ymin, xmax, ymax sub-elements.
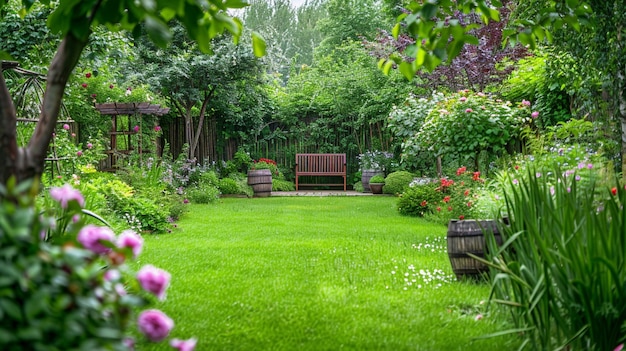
<box><xmin>95</xmin><ymin>102</ymin><xmax>169</xmax><ymax>171</ymax></box>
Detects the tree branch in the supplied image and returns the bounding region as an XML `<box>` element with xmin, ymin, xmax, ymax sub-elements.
<box><xmin>0</xmin><ymin>67</ymin><xmax>19</xmax><ymax>185</ymax></box>
<box><xmin>191</xmin><ymin>87</ymin><xmax>216</xmax><ymax>157</ymax></box>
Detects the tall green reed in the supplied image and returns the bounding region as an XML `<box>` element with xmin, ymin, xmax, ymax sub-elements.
<box><xmin>480</xmin><ymin>165</ymin><xmax>625</xmax><ymax>350</ymax></box>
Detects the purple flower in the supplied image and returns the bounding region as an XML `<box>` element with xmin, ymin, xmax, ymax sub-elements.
<box><xmin>138</xmin><ymin>309</ymin><xmax>174</xmax><ymax>342</ymax></box>
<box><xmin>550</xmin><ymin>187</ymin><xmax>555</xmax><ymax>195</ymax></box>
<box><xmin>77</xmin><ymin>225</ymin><xmax>115</xmax><ymax>255</ymax></box>
<box><xmin>76</xmin><ymin>151</ymin><xmax>83</xmax><ymax>157</ymax></box>
<box><xmin>512</xmin><ymin>179</ymin><xmax>519</xmax><ymax>185</ymax></box>
<box><xmin>133</xmin><ymin>125</ymin><xmax>140</xmax><ymax>133</ymax></box>
<box><xmin>87</xmin><ymin>142</ymin><xmax>93</xmax><ymax>149</ymax></box>
<box><xmin>183</xmin><ymin>199</ymin><xmax>189</xmax><ymax>204</ymax></box>
<box><xmin>465</xmin><ymin>108</ymin><xmax>473</xmax><ymax>113</ymax></box>
<box><xmin>63</xmin><ymin>124</ymin><xmax>70</xmax><ymax>130</ymax></box>
<box><xmin>531</xmin><ymin>111</ymin><xmax>539</xmax><ymax>118</ymax></box>
<box><xmin>117</xmin><ymin>230</ymin><xmax>143</xmax><ymax>258</ymax></box>
<box><xmin>50</xmin><ymin>184</ymin><xmax>85</xmax><ymax>209</ymax></box>
<box><xmin>575</xmin><ymin>175</ymin><xmax>581</xmax><ymax>181</ymax></box>
<box><xmin>536</xmin><ymin>172</ymin><xmax>542</xmax><ymax>178</ymax></box>
<box><xmin>587</xmin><ymin>163</ymin><xmax>593</xmax><ymax>169</ymax></box>
<box><xmin>521</xmin><ymin>99</ymin><xmax>531</xmax><ymax>107</ymax></box>
<box><xmin>154</xmin><ymin>125</ymin><xmax>162</xmax><ymax>132</ymax></box>
<box><xmin>459</xmin><ymin>96</ymin><xmax>467</xmax><ymax>102</ymax></box>
<box><xmin>170</xmin><ymin>338</ymin><xmax>198</xmax><ymax>351</ymax></box>
<box><xmin>137</xmin><ymin>265</ymin><xmax>170</xmax><ymax>300</ymax></box>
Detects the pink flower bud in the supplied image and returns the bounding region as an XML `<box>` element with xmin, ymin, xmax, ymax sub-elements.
<box><xmin>531</xmin><ymin>111</ymin><xmax>539</xmax><ymax>118</ymax></box>
<box><xmin>137</xmin><ymin>309</ymin><xmax>174</xmax><ymax>342</ymax></box>
<box><xmin>137</xmin><ymin>265</ymin><xmax>170</xmax><ymax>300</ymax></box>
<box><xmin>63</xmin><ymin>124</ymin><xmax>70</xmax><ymax>130</ymax></box>
<box><xmin>76</xmin><ymin>150</ymin><xmax>83</xmax><ymax>156</ymax></box>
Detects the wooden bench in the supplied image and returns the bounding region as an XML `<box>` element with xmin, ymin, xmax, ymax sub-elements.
<box><xmin>295</xmin><ymin>153</ymin><xmax>346</xmax><ymax>191</ymax></box>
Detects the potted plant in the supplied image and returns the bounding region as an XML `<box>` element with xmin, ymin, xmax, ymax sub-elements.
<box><xmin>358</xmin><ymin>151</ymin><xmax>393</xmax><ymax>192</ymax></box>
<box><xmin>368</xmin><ymin>174</ymin><xmax>385</xmax><ymax>194</ymax></box>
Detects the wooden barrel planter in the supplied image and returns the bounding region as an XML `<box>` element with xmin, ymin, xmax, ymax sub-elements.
<box><xmin>361</xmin><ymin>169</ymin><xmax>384</xmax><ymax>193</ymax></box>
<box><xmin>247</xmin><ymin>169</ymin><xmax>272</xmax><ymax>197</ymax></box>
<box><xmin>447</xmin><ymin>219</ymin><xmax>503</xmax><ymax>280</ymax></box>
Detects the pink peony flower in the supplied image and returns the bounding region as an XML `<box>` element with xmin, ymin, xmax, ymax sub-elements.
<box><xmin>465</xmin><ymin>108</ymin><xmax>473</xmax><ymax>113</ymax></box>
<box><xmin>76</xmin><ymin>150</ymin><xmax>83</xmax><ymax>157</ymax></box>
<box><xmin>117</xmin><ymin>230</ymin><xmax>143</xmax><ymax>258</ymax></box>
<box><xmin>63</xmin><ymin>124</ymin><xmax>70</xmax><ymax>130</ymax></box>
<box><xmin>77</xmin><ymin>225</ymin><xmax>115</xmax><ymax>255</ymax></box>
<box><xmin>137</xmin><ymin>265</ymin><xmax>171</xmax><ymax>300</ymax></box>
<box><xmin>71</xmin><ymin>133</ymin><xmax>76</xmax><ymax>137</ymax></box>
<box><xmin>137</xmin><ymin>309</ymin><xmax>174</xmax><ymax>342</ymax></box>
<box><xmin>459</xmin><ymin>96</ymin><xmax>467</xmax><ymax>102</ymax></box>
<box><xmin>170</xmin><ymin>338</ymin><xmax>198</xmax><ymax>351</ymax></box>
<box><xmin>50</xmin><ymin>184</ymin><xmax>85</xmax><ymax>209</ymax></box>
<box><xmin>154</xmin><ymin>125</ymin><xmax>162</xmax><ymax>132</ymax></box>
<box><xmin>87</xmin><ymin>142</ymin><xmax>93</xmax><ymax>149</ymax></box>
<box><xmin>531</xmin><ymin>111</ymin><xmax>539</xmax><ymax>118</ymax></box>
<box><xmin>104</xmin><ymin>269</ymin><xmax>121</xmax><ymax>282</ymax></box>
<box><xmin>521</xmin><ymin>99</ymin><xmax>531</xmax><ymax>107</ymax></box>
<box><xmin>615</xmin><ymin>344</ymin><xmax>624</xmax><ymax>351</ymax></box>
<box><xmin>133</xmin><ymin>125</ymin><xmax>140</xmax><ymax>133</ymax></box>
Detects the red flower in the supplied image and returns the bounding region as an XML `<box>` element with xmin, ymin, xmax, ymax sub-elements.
<box><xmin>447</xmin><ymin>206</ymin><xmax>453</xmax><ymax>211</ymax></box>
<box><xmin>467</xmin><ymin>202</ymin><xmax>472</xmax><ymax>207</ymax></box>
<box><xmin>436</xmin><ymin>207</ymin><xmax>441</xmax><ymax>212</ymax></box>
<box><xmin>81</xmin><ymin>83</ymin><xmax>87</xmax><ymax>88</ymax></box>
<box><xmin>611</xmin><ymin>187</ymin><xmax>618</xmax><ymax>196</ymax></box>
<box><xmin>456</xmin><ymin>166</ymin><xmax>466</xmax><ymax>175</ymax></box>
<box><xmin>459</xmin><ymin>215</ymin><xmax>465</xmax><ymax>220</ymax></box>
<box><xmin>443</xmin><ymin>196</ymin><xmax>451</xmax><ymax>203</ymax></box>
<box><xmin>420</xmin><ymin>200</ymin><xmax>427</xmax><ymax>207</ymax></box>
<box><xmin>463</xmin><ymin>189</ymin><xmax>470</xmax><ymax>196</ymax></box>
<box><xmin>514</xmin><ymin>165</ymin><xmax>520</xmax><ymax>170</ymax></box>
<box><xmin>472</xmin><ymin>172</ymin><xmax>481</xmax><ymax>181</ymax></box>
<box><xmin>85</xmin><ymin>72</ymin><xmax>91</xmax><ymax>78</ymax></box>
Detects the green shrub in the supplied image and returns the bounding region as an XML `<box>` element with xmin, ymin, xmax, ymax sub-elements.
<box><xmin>369</xmin><ymin>175</ymin><xmax>386</xmax><ymax>184</ymax></box>
<box><xmin>219</xmin><ymin>178</ymin><xmax>240</xmax><ymax>194</ymax></box>
<box><xmin>186</xmin><ymin>184</ymin><xmax>220</xmax><ymax>204</ymax></box>
<box><xmin>272</xmin><ymin>179</ymin><xmax>295</xmax><ymax>192</ymax></box>
<box><xmin>383</xmin><ymin>171</ymin><xmax>414</xmax><ymax>195</ymax></box>
<box><xmin>353</xmin><ymin>181</ymin><xmax>364</xmax><ymax>192</ymax></box>
<box><xmin>397</xmin><ymin>182</ymin><xmax>440</xmax><ymax>216</ymax></box>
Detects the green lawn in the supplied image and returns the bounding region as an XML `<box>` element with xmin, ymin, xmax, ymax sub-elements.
<box><xmin>136</xmin><ymin>196</ymin><xmax>519</xmax><ymax>351</ymax></box>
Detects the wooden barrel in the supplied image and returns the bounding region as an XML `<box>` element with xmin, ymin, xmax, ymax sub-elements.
<box><xmin>361</xmin><ymin>169</ymin><xmax>384</xmax><ymax>193</ymax></box>
<box><xmin>247</xmin><ymin>169</ymin><xmax>272</xmax><ymax>197</ymax></box>
<box><xmin>447</xmin><ymin>219</ymin><xmax>503</xmax><ymax>280</ymax></box>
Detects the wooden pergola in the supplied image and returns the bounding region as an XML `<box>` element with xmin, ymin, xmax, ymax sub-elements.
<box><xmin>95</xmin><ymin>102</ymin><xmax>170</xmax><ymax>171</ymax></box>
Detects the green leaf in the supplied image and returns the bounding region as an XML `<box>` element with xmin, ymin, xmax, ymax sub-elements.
<box><xmin>0</xmin><ymin>50</ymin><xmax>14</xmax><ymax>61</ymax></box>
<box><xmin>421</xmin><ymin>3</ymin><xmax>438</xmax><ymax>19</ymax></box>
<box><xmin>144</xmin><ymin>15</ymin><xmax>172</xmax><ymax>48</ymax></box>
<box><xmin>392</xmin><ymin>23</ymin><xmax>401</xmax><ymax>39</ymax></box>
<box><xmin>224</xmin><ymin>0</ymin><xmax>249</xmax><ymax>8</ymax></box>
<box><xmin>399</xmin><ymin>61</ymin><xmax>415</xmax><ymax>80</ymax></box>
<box><xmin>251</xmin><ymin>31</ymin><xmax>266</xmax><ymax>58</ymax></box>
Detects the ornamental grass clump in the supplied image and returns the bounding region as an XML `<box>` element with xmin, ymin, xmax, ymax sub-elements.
<box><xmin>481</xmin><ymin>164</ymin><xmax>626</xmax><ymax>351</ymax></box>
<box><xmin>0</xmin><ymin>180</ymin><xmax>196</xmax><ymax>350</ymax></box>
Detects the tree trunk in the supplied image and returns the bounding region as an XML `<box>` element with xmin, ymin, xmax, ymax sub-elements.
<box><xmin>0</xmin><ymin>34</ymin><xmax>87</xmax><ymax>187</ymax></box>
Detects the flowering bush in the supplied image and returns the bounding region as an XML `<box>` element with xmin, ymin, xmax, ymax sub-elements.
<box><xmin>0</xmin><ymin>180</ymin><xmax>196</xmax><ymax>350</ymax></box>
<box><xmin>397</xmin><ymin>167</ymin><xmax>485</xmax><ymax>224</ymax></box>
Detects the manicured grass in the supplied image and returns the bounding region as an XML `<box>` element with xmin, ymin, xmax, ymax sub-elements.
<box><xmin>135</xmin><ymin>196</ymin><xmax>519</xmax><ymax>350</ymax></box>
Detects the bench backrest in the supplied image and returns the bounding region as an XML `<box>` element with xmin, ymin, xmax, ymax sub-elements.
<box><xmin>296</xmin><ymin>153</ymin><xmax>346</xmax><ymax>173</ymax></box>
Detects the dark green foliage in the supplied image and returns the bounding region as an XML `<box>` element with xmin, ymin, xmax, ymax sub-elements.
<box><xmin>382</xmin><ymin>171</ymin><xmax>414</xmax><ymax>195</ymax></box>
